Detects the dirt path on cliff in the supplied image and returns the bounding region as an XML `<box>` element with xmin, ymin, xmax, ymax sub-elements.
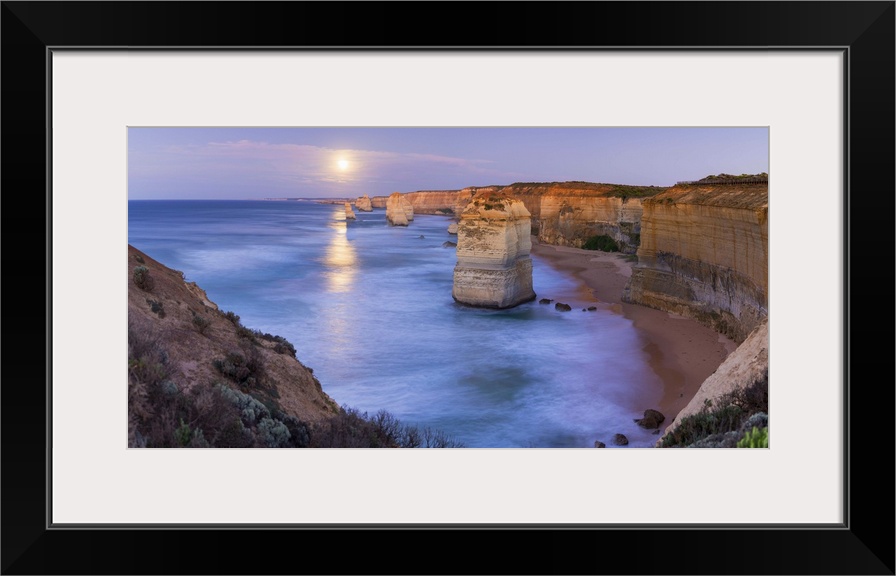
<box><xmin>529</xmin><ymin>239</ymin><xmax>737</xmax><ymax>426</ymax></box>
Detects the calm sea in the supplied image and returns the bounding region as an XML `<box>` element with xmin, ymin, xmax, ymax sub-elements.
<box><xmin>128</xmin><ymin>200</ymin><xmax>664</xmax><ymax>448</ymax></box>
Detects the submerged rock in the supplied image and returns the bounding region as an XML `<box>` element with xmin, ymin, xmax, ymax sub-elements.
<box><xmin>539</xmin><ymin>298</ymin><xmax>553</xmax><ymax>304</ymax></box>
<box><xmin>442</xmin><ymin>241</ymin><xmax>457</xmax><ymax>248</ymax></box>
<box><xmin>594</xmin><ymin>441</ymin><xmax>606</xmax><ymax>448</ymax></box>
<box><xmin>452</xmin><ymin>192</ymin><xmax>536</xmax><ymax>309</ymax></box>
<box><xmin>555</xmin><ymin>302</ymin><xmax>572</xmax><ymax>312</ymax></box>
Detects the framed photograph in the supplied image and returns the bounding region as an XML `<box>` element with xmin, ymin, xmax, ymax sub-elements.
<box><xmin>3</xmin><ymin>2</ymin><xmax>892</xmax><ymax>574</ymax></box>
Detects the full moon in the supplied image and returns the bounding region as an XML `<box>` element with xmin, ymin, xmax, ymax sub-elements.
<box><xmin>337</xmin><ymin>159</ymin><xmax>349</xmax><ymax>171</ymax></box>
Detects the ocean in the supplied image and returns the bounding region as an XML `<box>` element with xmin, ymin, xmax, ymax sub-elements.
<box><xmin>128</xmin><ymin>200</ymin><xmax>665</xmax><ymax>448</ymax></box>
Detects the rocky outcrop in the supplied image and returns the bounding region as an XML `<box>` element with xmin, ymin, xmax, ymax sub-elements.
<box><xmin>344</xmin><ymin>202</ymin><xmax>356</xmax><ymax>220</ymax></box>
<box><xmin>656</xmin><ymin>319</ymin><xmax>768</xmax><ymax>446</ymax></box>
<box><xmin>452</xmin><ymin>192</ymin><xmax>536</xmax><ymax>309</ymax></box>
<box><xmin>385</xmin><ymin>192</ymin><xmax>413</xmax><ymax>226</ymax></box>
<box><xmin>355</xmin><ymin>194</ymin><xmax>373</xmax><ymax>212</ymax></box>
<box><xmin>623</xmin><ymin>183</ymin><xmax>768</xmax><ymax>342</ymax></box>
<box><xmin>375</xmin><ymin>182</ymin><xmax>665</xmax><ymax>252</ymax></box>
<box><xmin>447</xmin><ymin>223</ymin><xmax>458</xmax><ymax>235</ymax></box>
<box><xmin>496</xmin><ymin>183</ymin><xmax>654</xmax><ymax>254</ymax></box>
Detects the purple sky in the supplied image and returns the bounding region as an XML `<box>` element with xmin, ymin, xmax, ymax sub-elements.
<box><xmin>128</xmin><ymin>127</ymin><xmax>768</xmax><ymax>200</ymax></box>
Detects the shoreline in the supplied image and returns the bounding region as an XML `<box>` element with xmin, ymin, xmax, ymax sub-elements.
<box><xmin>529</xmin><ymin>238</ymin><xmax>737</xmax><ymax>429</ymax></box>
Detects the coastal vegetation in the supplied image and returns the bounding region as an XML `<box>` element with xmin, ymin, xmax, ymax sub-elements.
<box><xmin>129</xmin><ymin>316</ymin><xmax>464</xmax><ymax>448</ymax></box>
<box><xmin>128</xmin><ymin>245</ymin><xmax>465</xmax><ymax>448</ymax></box>
<box><xmin>659</xmin><ymin>370</ymin><xmax>768</xmax><ymax>448</ymax></box>
<box><xmin>582</xmin><ymin>234</ymin><xmax>620</xmax><ymax>252</ymax></box>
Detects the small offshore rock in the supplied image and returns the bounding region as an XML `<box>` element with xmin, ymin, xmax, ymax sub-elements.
<box><xmin>635</xmin><ymin>409</ymin><xmax>666</xmax><ymax>429</ymax></box>
<box><xmin>539</xmin><ymin>298</ymin><xmax>553</xmax><ymax>304</ymax></box>
<box><xmin>587</xmin><ymin>306</ymin><xmax>597</xmax><ymax>311</ymax></box>
<box><xmin>447</xmin><ymin>223</ymin><xmax>458</xmax><ymax>235</ymax></box>
<box><xmin>555</xmin><ymin>302</ymin><xmax>572</xmax><ymax>312</ymax></box>
<box><xmin>442</xmin><ymin>241</ymin><xmax>457</xmax><ymax>248</ymax></box>
<box><xmin>594</xmin><ymin>441</ymin><xmax>606</xmax><ymax>448</ymax></box>
<box><xmin>612</xmin><ymin>433</ymin><xmax>629</xmax><ymax>446</ymax></box>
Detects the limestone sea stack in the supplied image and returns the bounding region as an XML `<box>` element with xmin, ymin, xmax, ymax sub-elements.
<box><xmin>386</xmin><ymin>192</ymin><xmax>413</xmax><ymax>226</ymax></box>
<box><xmin>452</xmin><ymin>192</ymin><xmax>536</xmax><ymax>309</ymax></box>
<box><xmin>344</xmin><ymin>202</ymin><xmax>356</xmax><ymax>220</ymax></box>
<box><xmin>355</xmin><ymin>194</ymin><xmax>373</xmax><ymax>212</ymax></box>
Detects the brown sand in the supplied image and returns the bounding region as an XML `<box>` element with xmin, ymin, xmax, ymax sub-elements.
<box><xmin>529</xmin><ymin>239</ymin><xmax>738</xmax><ymax>426</ymax></box>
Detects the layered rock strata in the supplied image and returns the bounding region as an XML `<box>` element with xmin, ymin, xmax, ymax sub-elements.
<box><xmin>385</xmin><ymin>192</ymin><xmax>414</xmax><ymax>226</ymax></box>
<box><xmin>344</xmin><ymin>202</ymin><xmax>356</xmax><ymax>220</ymax></box>
<box><xmin>623</xmin><ymin>183</ymin><xmax>768</xmax><ymax>343</ymax></box>
<box><xmin>452</xmin><ymin>193</ymin><xmax>536</xmax><ymax>309</ymax></box>
<box><xmin>375</xmin><ymin>182</ymin><xmax>664</xmax><ymax>253</ymax></box>
<box><xmin>355</xmin><ymin>194</ymin><xmax>373</xmax><ymax>212</ymax></box>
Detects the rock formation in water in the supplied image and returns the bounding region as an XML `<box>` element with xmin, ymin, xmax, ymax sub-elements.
<box><xmin>452</xmin><ymin>192</ymin><xmax>536</xmax><ymax>309</ymax></box>
<box><xmin>375</xmin><ymin>182</ymin><xmax>665</xmax><ymax>253</ymax></box>
<box><xmin>622</xmin><ymin>181</ymin><xmax>768</xmax><ymax>342</ymax></box>
<box><xmin>355</xmin><ymin>194</ymin><xmax>373</xmax><ymax>212</ymax></box>
<box><xmin>344</xmin><ymin>202</ymin><xmax>356</xmax><ymax>220</ymax></box>
<box><xmin>385</xmin><ymin>192</ymin><xmax>410</xmax><ymax>226</ymax></box>
<box><xmin>385</xmin><ymin>192</ymin><xmax>414</xmax><ymax>226</ymax></box>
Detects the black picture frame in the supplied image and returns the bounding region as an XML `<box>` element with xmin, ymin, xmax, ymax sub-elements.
<box><xmin>2</xmin><ymin>2</ymin><xmax>893</xmax><ymax>574</ymax></box>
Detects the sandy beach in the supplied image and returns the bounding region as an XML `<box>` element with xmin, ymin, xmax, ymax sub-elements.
<box><xmin>530</xmin><ymin>239</ymin><xmax>738</xmax><ymax>426</ymax></box>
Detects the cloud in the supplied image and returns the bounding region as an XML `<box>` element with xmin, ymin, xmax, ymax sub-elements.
<box><xmin>130</xmin><ymin>139</ymin><xmax>519</xmax><ymax>198</ymax></box>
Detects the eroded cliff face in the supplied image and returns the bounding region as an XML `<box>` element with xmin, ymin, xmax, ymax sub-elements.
<box><xmin>379</xmin><ymin>183</ymin><xmax>662</xmax><ymax>252</ymax></box>
<box><xmin>657</xmin><ymin>319</ymin><xmax>769</xmax><ymax>446</ymax></box>
<box><xmin>623</xmin><ymin>183</ymin><xmax>768</xmax><ymax>343</ymax></box>
<box><xmin>452</xmin><ymin>192</ymin><xmax>535</xmax><ymax>309</ymax></box>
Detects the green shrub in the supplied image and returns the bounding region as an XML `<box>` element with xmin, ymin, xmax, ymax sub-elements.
<box><xmin>582</xmin><ymin>235</ymin><xmax>620</xmax><ymax>252</ymax></box>
<box><xmin>737</xmin><ymin>426</ymin><xmax>769</xmax><ymax>448</ymax></box>
<box><xmin>146</xmin><ymin>299</ymin><xmax>165</xmax><ymax>318</ymax></box>
<box><xmin>660</xmin><ymin>371</ymin><xmax>769</xmax><ymax>448</ymax></box>
<box><xmin>222</xmin><ymin>311</ymin><xmax>241</xmax><ymax>326</ymax></box>
<box><xmin>133</xmin><ymin>266</ymin><xmax>154</xmax><ymax>291</ymax></box>
<box><xmin>213</xmin><ymin>348</ymin><xmax>264</xmax><ymax>387</ymax></box>
<box><xmin>175</xmin><ymin>419</ymin><xmax>193</xmax><ymax>447</ymax></box>
<box><xmin>256</xmin><ymin>417</ymin><xmax>291</xmax><ymax>448</ymax></box>
<box><xmin>309</xmin><ymin>405</ymin><xmax>465</xmax><ymax>448</ymax></box>
<box><xmin>192</xmin><ymin>313</ymin><xmax>211</xmax><ymax>335</ymax></box>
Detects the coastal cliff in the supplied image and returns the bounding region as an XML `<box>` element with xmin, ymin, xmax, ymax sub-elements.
<box><xmin>128</xmin><ymin>245</ymin><xmax>340</xmax><ymax>447</ymax></box>
<box><xmin>452</xmin><ymin>192</ymin><xmax>535</xmax><ymax>309</ymax></box>
<box><xmin>657</xmin><ymin>319</ymin><xmax>768</xmax><ymax>446</ymax></box>
<box><xmin>622</xmin><ymin>181</ymin><xmax>768</xmax><ymax>343</ymax></box>
<box><xmin>378</xmin><ymin>182</ymin><xmax>665</xmax><ymax>252</ymax></box>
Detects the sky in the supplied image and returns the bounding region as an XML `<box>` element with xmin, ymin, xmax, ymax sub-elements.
<box><xmin>128</xmin><ymin>127</ymin><xmax>768</xmax><ymax>200</ymax></box>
